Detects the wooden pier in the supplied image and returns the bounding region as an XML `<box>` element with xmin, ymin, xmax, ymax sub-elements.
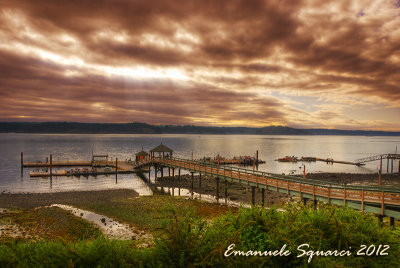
<box><xmin>152</xmin><ymin>157</ymin><xmax>400</xmax><ymax>219</ymax></box>
<box><xmin>20</xmin><ymin>150</ymin><xmax>400</xmax><ymax>220</ymax></box>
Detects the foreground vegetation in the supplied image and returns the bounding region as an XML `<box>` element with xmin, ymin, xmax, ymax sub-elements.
<box><xmin>1</xmin><ymin>201</ymin><xmax>399</xmax><ymax>267</ymax></box>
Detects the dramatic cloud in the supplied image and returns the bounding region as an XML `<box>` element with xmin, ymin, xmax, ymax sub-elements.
<box><xmin>0</xmin><ymin>0</ymin><xmax>399</xmax><ymax>130</ymax></box>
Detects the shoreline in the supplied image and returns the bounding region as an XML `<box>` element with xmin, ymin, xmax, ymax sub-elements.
<box><xmin>1</xmin><ymin>172</ymin><xmax>399</xmax><ymax>208</ymax></box>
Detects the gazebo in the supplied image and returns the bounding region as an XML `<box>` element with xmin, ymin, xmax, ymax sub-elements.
<box><xmin>135</xmin><ymin>150</ymin><xmax>149</xmax><ymax>162</ymax></box>
<box><xmin>150</xmin><ymin>143</ymin><xmax>173</xmax><ymax>159</ymax></box>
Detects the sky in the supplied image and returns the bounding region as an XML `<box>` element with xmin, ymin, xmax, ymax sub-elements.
<box><xmin>0</xmin><ymin>0</ymin><xmax>399</xmax><ymax>130</ymax></box>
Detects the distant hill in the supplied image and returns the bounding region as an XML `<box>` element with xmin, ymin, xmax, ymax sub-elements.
<box><xmin>0</xmin><ymin>122</ymin><xmax>399</xmax><ymax>136</ymax></box>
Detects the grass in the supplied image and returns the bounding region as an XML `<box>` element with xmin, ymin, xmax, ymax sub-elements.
<box><xmin>61</xmin><ymin>192</ymin><xmax>237</xmax><ymax>233</ymax></box>
<box><xmin>1</xmin><ymin>201</ymin><xmax>399</xmax><ymax>267</ymax></box>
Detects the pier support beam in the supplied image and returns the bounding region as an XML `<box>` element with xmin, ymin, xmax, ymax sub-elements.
<box><xmin>115</xmin><ymin>158</ymin><xmax>118</xmax><ymax>183</ymax></box>
<box><xmin>251</xmin><ymin>186</ymin><xmax>255</xmax><ymax>206</ymax></box>
<box><xmin>172</xmin><ymin>168</ymin><xmax>175</xmax><ymax>182</ymax></box>
<box><xmin>390</xmin><ymin>217</ymin><xmax>395</xmax><ymax>227</ymax></box>
<box><xmin>155</xmin><ymin>167</ymin><xmax>157</xmax><ymax>181</ymax></box>
<box><xmin>190</xmin><ymin>172</ymin><xmax>194</xmax><ymax>199</ymax></box>
<box><xmin>199</xmin><ymin>174</ymin><xmax>202</xmax><ymax>188</ymax></box>
<box><xmin>261</xmin><ymin>188</ymin><xmax>265</xmax><ymax>207</ymax></box>
<box><xmin>178</xmin><ymin>169</ymin><xmax>181</xmax><ymax>180</ymax></box>
<box><xmin>391</xmin><ymin>158</ymin><xmax>393</xmax><ymax>173</ymax></box>
<box><xmin>49</xmin><ymin>154</ymin><xmax>52</xmax><ymax>179</ymax></box>
<box><xmin>169</xmin><ymin>167</ymin><xmax>171</xmax><ymax>177</ymax></box>
<box><xmin>378</xmin><ymin>215</ymin><xmax>383</xmax><ymax>226</ymax></box>
<box><xmin>21</xmin><ymin>152</ymin><xmax>23</xmax><ymax>177</ymax></box>
<box><xmin>302</xmin><ymin>198</ymin><xmax>309</xmax><ymax>206</ymax></box>
<box><xmin>149</xmin><ymin>167</ymin><xmax>151</xmax><ymax>183</ymax></box>
<box><xmin>387</xmin><ymin>158</ymin><xmax>389</xmax><ymax>173</ymax></box>
<box><xmin>216</xmin><ymin>177</ymin><xmax>220</xmax><ymax>203</ymax></box>
<box><xmin>224</xmin><ymin>179</ymin><xmax>228</xmax><ymax>205</ymax></box>
<box><xmin>161</xmin><ymin>167</ymin><xmax>163</xmax><ymax>179</ymax></box>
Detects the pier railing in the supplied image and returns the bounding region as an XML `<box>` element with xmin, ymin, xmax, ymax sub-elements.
<box><xmin>153</xmin><ymin>157</ymin><xmax>400</xmax><ymax>218</ymax></box>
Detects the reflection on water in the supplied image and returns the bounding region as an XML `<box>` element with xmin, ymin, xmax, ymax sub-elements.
<box><xmin>0</xmin><ymin>133</ymin><xmax>399</xmax><ymax>193</ymax></box>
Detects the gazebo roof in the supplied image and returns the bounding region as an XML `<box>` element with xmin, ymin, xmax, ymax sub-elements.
<box><xmin>150</xmin><ymin>143</ymin><xmax>173</xmax><ymax>153</ymax></box>
<box><xmin>135</xmin><ymin>150</ymin><xmax>149</xmax><ymax>156</ymax></box>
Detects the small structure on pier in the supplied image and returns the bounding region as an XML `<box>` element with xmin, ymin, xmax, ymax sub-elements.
<box><xmin>135</xmin><ymin>150</ymin><xmax>150</xmax><ymax>162</ymax></box>
<box><xmin>150</xmin><ymin>143</ymin><xmax>173</xmax><ymax>158</ymax></box>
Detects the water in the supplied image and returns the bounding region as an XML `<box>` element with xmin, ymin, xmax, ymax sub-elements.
<box><xmin>0</xmin><ymin>133</ymin><xmax>399</xmax><ymax>193</ymax></box>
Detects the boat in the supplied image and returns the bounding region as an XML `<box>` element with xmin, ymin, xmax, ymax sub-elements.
<box><xmin>277</xmin><ymin>156</ymin><xmax>298</xmax><ymax>162</ymax></box>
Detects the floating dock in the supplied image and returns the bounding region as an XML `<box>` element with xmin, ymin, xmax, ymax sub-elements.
<box><xmin>275</xmin><ymin>156</ymin><xmax>364</xmax><ymax>166</ymax></box>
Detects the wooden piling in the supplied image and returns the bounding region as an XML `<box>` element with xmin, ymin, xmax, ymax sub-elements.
<box><xmin>169</xmin><ymin>167</ymin><xmax>171</xmax><ymax>177</ymax></box>
<box><xmin>391</xmin><ymin>158</ymin><xmax>393</xmax><ymax>173</ymax></box>
<box><xmin>20</xmin><ymin>152</ymin><xmax>23</xmax><ymax>170</ymax></box>
<box><xmin>115</xmin><ymin>158</ymin><xmax>118</xmax><ymax>182</ymax></box>
<box><xmin>251</xmin><ymin>186</ymin><xmax>255</xmax><ymax>206</ymax></box>
<box><xmin>224</xmin><ymin>179</ymin><xmax>228</xmax><ymax>205</ymax></box>
<box><xmin>191</xmin><ymin>172</ymin><xmax>194</xmax><ymax>199</ymax></box>
<box><xmin>148</xmin><ymin>166</ymin><xmax>151</xmax><ymax>183</ymax></box>
<box><xmin>49</xmin><ymin>154</ymin><xmax>52</xmax><ymax>179</ymax></box>
<box><xmin>390</xmin><ymin>217</ymin><xmax>395</xmax><ymax>227</ymax></box>
<box><xmin>256</xmin><ymin>150</ymin><xmax>259</xmax><ymax>165</ymax></box>
<box><xmin>261</xmin><ymin>188</ymin><xmax>265</xmax><ymax>207</ymax></box>
<box><xmin>178</xmin><ymin>169</ymin><xmax>181</xmax><ymax>180</ymax></box>
<box><xmin>172</xmin><ymin>168</ymin><xmax>175</xmax><ymax>181</ymax></box>
<box><xmin>387</xmin><ymin>158</ymin><xmax>389</xmax><ymax>173</ymax></box>
<box><xmin>216</xmin><ymin>177</ymin><xmax>220</xmax><ymax>203</ymax></box>
<box><xmin>378</xmin><ymin>169</ymin><xmax>382</xmax><ymax>186</ymax></box>
<box><xmin>199</xmin><ymin>173</ymin><xmax>202</xmax><ymax>188</ymax></box>
<box><xmin>161</xmin><ymin>167</ymin><xmax>163</xmax><ymax>178</ymax></box>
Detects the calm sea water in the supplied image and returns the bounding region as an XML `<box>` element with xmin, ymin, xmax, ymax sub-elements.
<box><xmin>0</xmin><ymin>133</ymin><xmax>399</xmax><ymax>193</ymax></box>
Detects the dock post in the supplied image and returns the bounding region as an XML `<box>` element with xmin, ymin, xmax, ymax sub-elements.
<box><xmin>149</xmin><ymin>166</ymin><xmax>151</xmax><ymax>183</ymax></box>
<box><xmin>169</xmin><ymin>167</ymin><xmax>171</xmax><ymax>177</ymax></box>
<box><xmin>172</xmin><ymin>168</ymin><xmax>175</xmax><ymax>182</ymax></box>
<box><xmin>387</xmin><ymin>158</ymin><xmax>389</xmax><ymax>173</ymax></box>
<box><xmin>313</xmin><ymin>198</ymin><xmax>318</xmax><ymax>208</ymax></box>
<box><xmin>216</xmin><ymin>177</ymin><xmax>220</xmax><ymax>203</ymax></box>
<box><xmin>390</xmin><ymin>217</ymin><xmax>395</xmax><ymax>227</ymax></box>
<box><xmin>224</xmin><ymin>179</ymin><xmax>228</xmax><ymax>205</ymax></box>
<box><xmin>261</xmin><ymin>188</ymin><xmax>265</xmax><ymax>207</ymax></box>
<box><xmin>155</xmin><ymin>167</ymin><xmax>157</xmax><ymax>181</ymax></box>
<box><xmin>161</xmin><ymin>167</ymin><xmax>163</xmax><ymax>179</ymax></box>
<box><xmin>251</xmin><ymin>186</ymin><xmax>255</xmax><ymax>206</ymax></box>
<box><xmin>21</xmin><ymin>152</ymin><xmax>23</xmax><ymax>177</ymax></box>
<box><xmin>178</xmin><ymin>169</ymin><xmax>181</xmax><ymax>180</ymax></box>
<box><xmin>378</xmin><ymin>215</ymin><xmax>383</xmax><ymax>226</ymax></box>
<box><xmin>199</xmin><ymin>173</ymin><xmax>202</xmax><ymax>188</ymax></box>
<box><xmin>256</xmin><ymin>150</ymin><xmax>259</xmax><ymax>166</ymax></box>
<box><xmin>303</xmin><ymin>165</ymin><xmax>306</xmax><ymax>180</ymax></box>
<box><xmin>49</xmin><ymin>154</ymin><xmax>52</xmax><ymax>179</ymax></box>
<box><xmin>380</xmin><ymin>156</ymin><xmax>382</xmax><ymax>173</ymax></box>
<box><xmin>378</xmin><ymin>169</ymin><xmax>382</xmax><ymax>186</ymax></box>
<box><xmin>190</xmin><ymin>172</ymin><xmax>194</xmax><ymax>199</ymax></box>
<box><xmin>115</xmin><ymin>158</ymin><xmax>118</xmax><ymax>183</ymax></box>
<box><xmin>391</xmin><ymin>158</ymin><xmax>393</xmax><ymax>173</ymax></box>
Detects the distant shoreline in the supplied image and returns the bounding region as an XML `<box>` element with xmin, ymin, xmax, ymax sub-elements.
<box><xmin>1</xmin><ymin>122</ymin><xmax>400</xmax><ymax>136</ymax></box>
